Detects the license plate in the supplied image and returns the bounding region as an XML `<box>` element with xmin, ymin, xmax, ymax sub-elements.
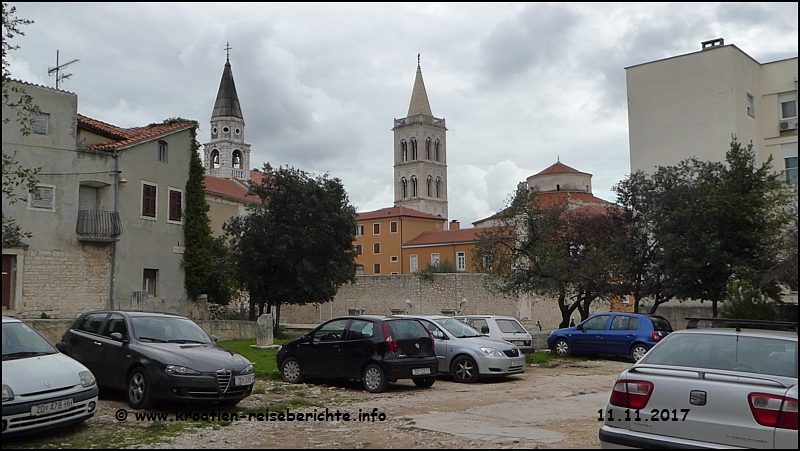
<box><xmin>235</xmin><ymin>374</ymin><xmax>255</xmax><ymax>385</ymax></box>
<box><xmin>31</xmin><ymin>398</ymin><xmax>73</xmax><ymax>417</ymax></box>
<box><xmin>510</xmin><ymin>359</ymin><xmax>524</xmax><ymax>368</ymax></box>
<box><xmin>412</xmin><ymin>367</ymin><xmax>431</xmax><ymax>376</ymax></box>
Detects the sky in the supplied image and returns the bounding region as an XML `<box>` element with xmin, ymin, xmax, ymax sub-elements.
<box><xmin>6</xmin><ymin>3</ymin><xmax>798</xmax><ymax>226</ymax></box>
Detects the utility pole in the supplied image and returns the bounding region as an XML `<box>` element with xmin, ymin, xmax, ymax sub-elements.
<box><xmin>48</xmin><ymin>50</ymin><xmax>79</xmax><ymax>90</ymax></box>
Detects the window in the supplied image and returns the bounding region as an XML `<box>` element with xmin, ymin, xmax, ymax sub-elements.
<box><xmin>355</xmin><ymin>264</ymin><xmax>364</xmax><ymax>275</ymax></box>
<box><xmin>232</xmin><ymin>150</ymin><xmax>242</xmax><ymax>169</ymax></box>
<box><xmin>29</xmin><ymin>185</ymin><xmax>55</xmax><ymax>211</ymax></box>
<box><xmin>79</xmin><ymin>185</ymin><xmax>99</xmax><ymax>211</ymax></box>
<box><xmin>401</xmin><ymin>178</ymin><xmax>408</xmax><ymax>198</ymax></box>
<box><xmin>373</xmin><ymin>242</ymin><xmax>380</xmax><ymax>254</ymax></box>
<box><xmin>141</xmin><ymin>183</ymin><xmax>157</xmax><ymax>219</ymax></box>
<box><xmin>786</xmin><ymin>157</ymin><xmax>798</xmax><ymax>185</ymax></box>
<box><xmin>436</xmin><ymin>178</ymin><xmax>442</xmax><ymax>198</ymax></box>
<box><xmin>401</xmin><ymin>141</ymin><xmax>408</xmax><ymax>162</ymax></box>
<box><xmin>411</xmin><ymin>138</ymin><xmax>418</xmax><ymax>160</ymax></box>
<box><xmin>373</xmin><ymin>263</ymin><xmax>381</xmax><ymax>274</ymax></box>
<box><xmin>211</xmin><ymin>149</ymin><xmax>220</xmax><ymax>169</ymax></box>
<box><xmin>425</xmin><ymin>138</ymin><xmax>431</xmax><ymax>160</ymax></box>
<box><xmin>582</xmin><ymin>314</ymin><xmax>610</xmax><ymax>331</ymax></box>
<box><xmin>610</xmin><ymin>315</ymin><xmax>639</xmax><ymax>331</ymax></box>
<box><xmin>434</xmin><ymin>140</ymin><xmax>440</xmax><ymax>161</ymax></box>
<box><xmin>102</xmin><ymin>313</ymin><xmax>128</xmax><ymax>338</ymax></box>
<box><xmin>427</xmin><ymin>176</ymin><xmax>432</xmax><ymax>197</ymax></box>
<box><xmin>373</xmin><ymin>223</ymin><xmax>380</xmax><ymax>235</ymax></box>
<box><xmin>431</xmin><ymin>253</ymin><xmax>440</xmax><ymax>267</ymax></box>
<box><xmin>411</xmin><ymin>177</ymin><xmax>418</xmax><ymax>197</ymax></box>
<box><xmin>355</xmin><ymin>244</ymin><xmax>363</xmax><ymax>255</ymax></box>
<box><xmin>781</xmin><ymin>99</ymin><xmax>797</xmax><ymax>119</ymax></box>
<box><xmin>78</xmin><ymin>313</ymin><xmax>108</xmax><ymax>334</ymax></box>
<box><xmin>410</xmin><ymin>254</ymin><xmax>418</xmax><ymax>273</ymax></box>
<box><xmin>482</xmin><ymin>251</ymin><xmax>493</xmax><ymax>270</ymax></box>
<box><xmin>143</xmin><ymin>268</ymin><xmax>158</xmax><ymax>296</ymax></box>
<box><xmin>158</xmin><ymin>141</ymin><xmax>168</xmax><ymax>162</ymax></box>
<box><xmin>168</xmin><ymin>188</ymin><xmax>182</xmax><ymax>222</ymax></box>
<box><xmin>31</xmin><ymin>113</ymin><xmax>50</xmax><ymax>135</ymax></box>
<box><xmin>390</xmin><ymin>221</ymin><xmax>398</xmax><ymax>233</ymax></box>
<box><xmin>456</xmin><ymin>252</ymin><xmax>466</xmax><ymax>271</ymax></box>
<box><xmin>746</xmin><ymin>94</ymin><xmax>755</xmax><ymax>117</ymax></box>
<box><xmin>390</xmin><ymin>256</ymin><xmax>398</xmax><ymax>262</ymax></box>
<box><xmin>356</xmin><ymin>224</ymin><xmax>364</xmax><ymax>236</ymax></box>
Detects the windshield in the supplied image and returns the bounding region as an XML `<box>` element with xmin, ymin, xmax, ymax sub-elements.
<box><xmin>131</xmin><ymin>317</ymin><xmax>211</xmax><ymax>344</ymax></box>
<box><xmin>2</xmin><ymin>322</ymin><xmax>58</xmax><ymax>360</ymax></box>
<box><xmin>643</xmin><ymin>333</ymin><xmax>797</xmax><ymax>378</ymax></box>
<box><xmin>435</xmin><ymin>318</ymin><xmax>483</xmax><ymax>338</ymax></box>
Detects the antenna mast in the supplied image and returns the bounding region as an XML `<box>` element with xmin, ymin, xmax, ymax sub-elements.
<box><xmin>48</xmin><ymin>50</ymin><xmax>79</xmax><ymax>89</ymax></box>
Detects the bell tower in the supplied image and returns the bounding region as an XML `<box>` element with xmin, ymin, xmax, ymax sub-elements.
<box><xmin>392</xmin><ymin>56</ymin><xmax>448</xmax><ymax>220</ymax></box>
<box><xmin>204</xmin><ymin>43</ymin><xmax>251</xmax><ymax>181</ymax></box>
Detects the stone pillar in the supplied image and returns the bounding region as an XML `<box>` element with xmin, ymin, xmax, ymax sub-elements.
<box><xmin>256</xmin><ymin>313</ymin><xmax>275</xmax><ymax>347</ymax></box>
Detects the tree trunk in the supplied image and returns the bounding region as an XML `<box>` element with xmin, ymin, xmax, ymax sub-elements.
<box><xmin>273</xmin><ymin>302</ymin><xmax>282</xmax><ymax>337</ymax></box>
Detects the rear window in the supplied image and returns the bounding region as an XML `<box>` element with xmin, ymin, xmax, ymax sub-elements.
<box><xmin>648</xmin><ymin>316</ymin><xmax>672</xmax><ymax>332</ymax></box>
<box><xmin>387</xmin><ymin>320</ymin><xmax>429</xmax><ymax>339</ymax></box>
<box><xmin>497</xmin><ymin>319</ymin><xmax>527</xmax><ymax>333</ymax></box>
<box><xmin>644</xmin><ymin>333</ymin><xmax>797</xmax><ymax>378</ymax></box>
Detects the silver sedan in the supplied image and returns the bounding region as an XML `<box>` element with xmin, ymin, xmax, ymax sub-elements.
<box><xmin>397</xmin><ymin>315</ymin><xmax>525</xmax><ymax>383</ymax></box>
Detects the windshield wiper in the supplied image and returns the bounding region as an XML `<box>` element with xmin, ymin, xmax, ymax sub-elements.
<box><xmin>166</xmin><ymin>339</ymin><xmax>206</xmax><ymax>344</ymax></box>
<box><xmin>3</xmin><ymin>351</ymin><xmax>54</xmax><ymax>360</ymax></box>
<box><xmin>138</xmin><ymin>336</ymin><xmax>166</xmax><ymax>343</ymax></box>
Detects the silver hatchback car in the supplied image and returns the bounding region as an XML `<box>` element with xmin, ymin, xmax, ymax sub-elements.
<box><xmin>398</xmin><ymin>315</ymin><xmax>525</xmax><ymax>383</ymax></box>
<box><xmin>599</xmin><ymin>318</ymin><xmax>797</xmax><ymax>449</ymax></box>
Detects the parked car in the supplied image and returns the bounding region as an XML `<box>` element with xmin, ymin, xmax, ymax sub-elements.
<box><xmin>455</xmin><ymin>315</ymin><xmax>534</xmax><ymax>354</ymax></box>
<box><xmin>402</xmin><ymin>315</ymin><xmax>525</xmax><ymax>382</ymax></box>
<box><xmin>276</xmin><ymin>315</ymin><xmax>438</xmax><ymax>393</ymax></box>
<box><xmin>547</xmin><ymin>312</ymin><xmax>672</xmax><ymax>362</ymax></box>
<box><xmin>599</xmin><ymin>318</ymin><xmax>797</xmax><ymax>449</ymax></box>
<box><xmin>3</xmin><ymin>316</ymin><xmax>99</xmax><ymax>437</ymax></box>
<box><xmin>56</xmin><ymin>311</ymin><xmax>255</xmax><ymax>409</ymax></box>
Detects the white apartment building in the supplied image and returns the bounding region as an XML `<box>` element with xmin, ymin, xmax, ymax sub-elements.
<box><xmin>626</xmin><ymin>38</ymin><xmax>798</xmax><ymax>185</ymax></box>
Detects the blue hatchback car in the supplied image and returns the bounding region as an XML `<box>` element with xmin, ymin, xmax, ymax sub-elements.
<box><xmin>546</xmin><ymin>313</ymin><xmax>672</xmax><ymax>362</ymax></box>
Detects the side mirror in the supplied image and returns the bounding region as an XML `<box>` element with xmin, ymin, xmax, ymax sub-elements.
<box><xmin>55</xmin><ymin>342</ymin><xmax>68</xmax><ymax>353</ymax></box>
<box><xmin>210</xmin><ymin>335</ymin><xmax>218</xmax><ymax>343</ymax></box>
<box><xmin>577</xmin><ymin>324</ymin><xmax>584</xmax><ymax>331</ymax></box>
<box><xmin>481</xmin><ymin>326</ymin><xmax>490</xmax><ymax>334</ymax></box>
<box><xmin>431</xmin><ymin>329</ymin><xmax>445</xmax><ymax>340</ymax></box>
<box><xmin>110</xmin><ymin>332</ymin><xmax>125</xmax><ymax>342</ymax></box>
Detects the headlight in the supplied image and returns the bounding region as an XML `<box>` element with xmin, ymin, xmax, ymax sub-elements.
<box><xmin>2</xmin><ymin>385</ymin><xmax>14</xmax><ymax>402</ymax></box>
<box><xmin>165</xmin><ymin>365</ymin><xmax>201</xmax><ymax>375</ymax></box>
<box><xmin>241</xmin><ymin>363</ymin><xmax>254</xmax><ymax>374</ymax></box>
<box><xmin>79</xmin><ymin>371</ymin><xmax>96</xmax><ymax>388</ymax></box>
<box><xmin>479</xmin><ymin>347</ymin><xmax>503</xmax><ymax>357</ymax></box>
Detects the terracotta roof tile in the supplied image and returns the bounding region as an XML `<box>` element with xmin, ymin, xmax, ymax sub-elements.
<box><xmin>204</xmin><ymin>175</ymin><xmax>260</xmax><ymax>203</ymax></box>
<box><xmin>472</xmin><ymin>192</ymin><xmax>614</xmax><ymax>225</ymax></box>
<box><xmin>78</xmin><ymin>114</ymin><xmax>195</xmax><ymax>150</ymax></box>
<box><xmin>532</xmin><ymin>161</ymin><xmax>588</xmax><ymax>177</ymax></box>
<box><xmin>403</xmin><ymin>227</ymin><xmax>498</xmax><ymax>247</ymax></box>
<box><xmin>357</xmin><ymin>206</ymin><xmax>445</xmax><ymax>221</ymax></box>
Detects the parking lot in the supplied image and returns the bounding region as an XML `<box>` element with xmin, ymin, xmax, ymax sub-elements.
<box><xmin>5</xmin><ymin>357</ymin><xmax>632</xmax><ymax>449</ymax></box>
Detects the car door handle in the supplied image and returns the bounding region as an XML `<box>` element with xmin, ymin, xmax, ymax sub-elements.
<box><xmin>333</xmin><ymin>345</ymin><xmax>340</xmax><ymax>350</ymax></box>
<box><xmin>93</xmin><ymin>341</ymin><xmax>102</xmax><ymax>346</ymax></box>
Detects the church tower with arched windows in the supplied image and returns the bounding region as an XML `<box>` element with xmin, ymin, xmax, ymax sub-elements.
<box><xmin>393</xmin><ymin>58</ymin><xmax>448</xmax><ymax>221</ymax></box>
<box><xmin>204</xmin><ymin>49</ymin><xmax>251</xmax><ymax>181</ymax></box>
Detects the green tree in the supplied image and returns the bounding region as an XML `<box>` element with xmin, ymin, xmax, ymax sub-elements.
<box><xmin>225</xmin><ymin>164</ymin><xmax>357</xmax><ymax>331</ymax></box>
<box><xmin>205</xmin><ymin>235</ymin><xmax>238</xmax><ymax>306</ymax></box>
<box><xmin>181</xmin><ymin>124</ymin><xmax>215</xmax><ymax>301</ymax></box>
<box><xmin>2</xmin><ymin>3</ymin><xmax>40</xmax><ymax>247</ymax></box>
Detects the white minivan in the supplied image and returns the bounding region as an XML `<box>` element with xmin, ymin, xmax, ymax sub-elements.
<box><xmin>2</xmin><ymin>316</ymin><xmax>99</xmax><ymax>437</ymax></box>
<box><xmin>456</xmin><ymin>315</ymin><xmax>534</xmax><ymax>354</ymax></box>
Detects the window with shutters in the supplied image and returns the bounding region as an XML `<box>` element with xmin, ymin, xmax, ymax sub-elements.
<box><xmin>141</xmin><ymin>182</ymin><xmax>157</xmax><ymax>219</ymax></box>
<box><xmin>79</xmin><ymin>185</ymin><xmax>99</xmax><ymax>211</ymax></box>
<box><xmin>28</xmin><ymin>185</ymin><xmax>55</xmax><ymax>211</ymax></box>
<box><xmin>168</xmin><ymin>188</ymin><xmax>183</xmax><ymax>223</ymax></box>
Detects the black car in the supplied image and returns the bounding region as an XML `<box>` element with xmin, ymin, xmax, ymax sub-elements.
<box><xmin>276</xmin><ymin>315</ymin><xmax>438</xmax><ymax>393</ymax></box>
<box><xmin>56</xmin><ymin>311</ymin><xmax>255</xmax><ymax>409</ymax></box>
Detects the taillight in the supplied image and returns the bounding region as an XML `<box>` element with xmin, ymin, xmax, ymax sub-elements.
<box><xmin>651</xmin><ymin>331</ymin><xmax>665</xmax><ymax>342</ymax></box>
<box><xmin>381</xmin><ymin>322</ymin><xmax>399</xmax><ymax>353</ymax></box>
<box><xmin>748</xmin><ymin>393</ymin><xmax>798</xmax><ymax>430</ymax></box>
<box><xmin>609</xmin><ymin>380</ymin><xmax>654</xmax><ymax>409</ymax></box>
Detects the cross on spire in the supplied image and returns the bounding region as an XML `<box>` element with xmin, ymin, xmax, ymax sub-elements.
<box><xmin>225</xmin><ymin>42</ymin><xmax>232</xmax><ymax>61</ymax></box>
<box><xmin>417</xmin><ymin>53</ymin><xmax>420</xmax><ymax>69</ymax></box>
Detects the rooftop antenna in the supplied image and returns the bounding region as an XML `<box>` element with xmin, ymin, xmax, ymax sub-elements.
<box><xmin>48</xmin><ymin>50</ymin><xmax>79</xmax><ymax>90</ymax></box>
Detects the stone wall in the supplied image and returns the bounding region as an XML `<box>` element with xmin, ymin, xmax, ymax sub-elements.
<box><xmin>16</xmin><ymin>248</ymin><xmax>111</xmax><ymax>319</ymax></box>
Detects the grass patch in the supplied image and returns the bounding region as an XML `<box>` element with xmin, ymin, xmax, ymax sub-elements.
<box><xmin>5</xmin><ymin>420</ymin><xmax>200</xmax><ymax>449</ymax></box>
<box><xmin>217</xmin><ymin>338</ymin><xmax>289</xmax><ymax>378</ymax></box>
<box><xmin>239</xmin><ymin>398</ymin><xmax>319</xmax><ymax>416</ymax></box>
<box><xmin>526</xmin><ymin>350</ymin><xmax>560</xmax><ymax>365</ymax></box>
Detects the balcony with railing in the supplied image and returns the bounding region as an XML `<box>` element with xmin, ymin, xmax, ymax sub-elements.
<box><xmin>76</xmin><ymin>210</ymin><xmax>122</xmax><ymax>242</ymax></box>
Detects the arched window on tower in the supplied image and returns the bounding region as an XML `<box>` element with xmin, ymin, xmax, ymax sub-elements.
<box><xmin>427</xmin><ymin>176</ymin><xmax>432</xmax><ymax>197</ymax></box>
<box><xmin>411</xmin><ymin>176</ymin><xmax>418</xmax><ymax>197</ymax></box>
<box><xmin>211</xmin><ymin>149</ymin><xmax>220</xmax><ymax>169</ymax></box>
<box><xmin>401</xmin><ymin>141</ymin><xmax>408</xmax><ymax>162</ymax></box>
<box><xmin>434</xmin><ymin>140</ymin><xmax>440</xmax><ymax>161</ymax></box>
<box><xmin>425</xmin><ymin>138</ymin><xmax>431</xmax><ymax>160</ymax></box>
<box><xmin>436</xmin><ymin>178</ymin><xmax>442</xmax><ymax>198</ymax></box>
<box><xmin>411</xmin><ymin>138</ymin><xmax>418</xmax><ymax>160</ymax></box>
<box><xmin>232</xmin><ymin>150</ymin><xmax>242</xmax><ymax>169</ymax></box>
<box><xmin>401</xmin><ymin>178</ymin><xmax>408</xmax><ymax>199</ymax></box>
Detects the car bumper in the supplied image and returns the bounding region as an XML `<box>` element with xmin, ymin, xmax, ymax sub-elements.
<box><xmin>147</xmin><ymin>366</ymin><xmax>254</xmax><ymax>402</ymax></box>
<box><xmin>380</xmin><ymin>357</ymin><xmax>438</xmax><ymax>381</ymax></box>
<box><xmin>2</xmin><ymin>385</ymin><xmax>99</xmax><ymax>437</ymax></box>
<box><xmin>599</xmin><ymin>425</ymin><xmax>734</xmax><ymax>449</ymax></box>
<box><xmin>477</xmin><ymin>356</ymin><xmax>526</xmax><ymax>376</ymax></box>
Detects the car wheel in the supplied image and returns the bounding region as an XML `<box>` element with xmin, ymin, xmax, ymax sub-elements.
<box><xmin>127</xmin><ymin>367</ymin><xmax>153</xmax><ymax>409</ymax></box>
<box><xmin>281</xmin><ymin>357</ymin><xmax>304</xmax><ymax>383</ymax></box>
<box><xmin>451</xmin><ymin>355</ymin><xmax>479</xmax><ymax>383</ymax></box>
<box><xmin>554</xmin><ymin>338</ymin><xmax>571</xmax><ymax>357</ymax></box>
<box><xmin>362</xmin><ymin>364</ymin><xmax>389</xmax><ymax>393</ymax></box>
<box><xmin>412</xmin><ymin>376</ymin><xmax>436</xmax><ymax>388</ymax></box>
<box><xmin>631</xmin><ymin>344</ymin><xmax>648</xmax><ymax>362</ymax></box>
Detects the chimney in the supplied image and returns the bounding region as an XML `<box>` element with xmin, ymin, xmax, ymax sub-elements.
<box><xmin>701</xmin><ymin>38</ymin><xmax>724</xmax><ymax>50</ymax></box>
<box><xmin>450</xmin><ymin>220</ymin><xmax>460</xmax><ymax>230</ymax></box>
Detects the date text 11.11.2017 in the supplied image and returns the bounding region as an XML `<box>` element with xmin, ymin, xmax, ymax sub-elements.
<box><xmin>598</xmin><ymin>408</ymin><xmax>690</xmax><ymax>422</ymax></box>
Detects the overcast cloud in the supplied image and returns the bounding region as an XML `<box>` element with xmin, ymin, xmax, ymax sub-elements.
<box><xmin>6</xmin><ymin>2</ymin><xmax>797</xmax><ymax>226</ymax></box>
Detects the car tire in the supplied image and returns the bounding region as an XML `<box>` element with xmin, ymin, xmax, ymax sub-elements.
<box><xmin>554</xmin><ymin>338</ymin><xmax>572</xmax><ymax>357</ymax></box>
<box><xmin>127</xmin><ymin>367</ymin><xmax>153</xmax><ymax>409</ymax></box>
<box><xmin>412</xmin><ymin>376</ymin><xmax>436</xmax><ymax>388</ymax></box>
<box><xmin>281</xmin><ymin>357</ymin><xmax>304</xmax><ymax>384</ymax></box>
<box><xmin>451</xmin><ymin>355</ymin><xmax>479</xmax><ymax>383</ymax></box>
<box><xmin>363</xmin><ymin>364</ymin><xmax>389</xmax><ymax>393</ymax></box>
<box><xmin>631</xmin><ymin>344</ymin><xmax>648</xmax><ymax>362</ymax></box>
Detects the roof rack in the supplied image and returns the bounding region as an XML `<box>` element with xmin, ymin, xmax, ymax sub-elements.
<box><xmin>685</xmin><ymin>317</ymin><xmax>798</xmax><ymax>333</ymax></box>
